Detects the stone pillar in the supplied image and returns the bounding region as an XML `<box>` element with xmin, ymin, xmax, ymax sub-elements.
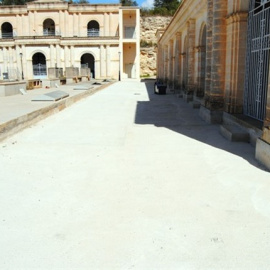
<box><xmin>224</xmin><ymin>12</ymin><xmax>248</xmax><ymax>114</ymax></box>
<box><xmin>65</xmin><ymin>46</ymin><xmax>69</xmax><ymax>68</ymax></box>
<box><xmin>199</xmin><ymin>0</ymin><xmax>227</xmax><ymax>123</ymax></box>
<box><xmin>73</xmin><ymin>13</ymin><xmax>78</xmax><ymax>36</ymax></box>
<box><xmin>169</xmin><ymin>39</ymin><xmax>174</xmax><ymax>85</ymax></box>
<box><xmin>204</xmin><ymin>0</ymin><xmax>213</xmax><ymax>101</ymax></box>
<box><xmin>209</xmin><ymin>0</ymin><xmax>227</xmax><ymax>110</ymax></box>
<box><xmin>21</xmin><ymin>45</ymin><xmax>27</xmax><ymax>79</ymax></box>
<box><xmin>176</xmin><ymin>32</ymin><xmax>182</xmax><ymax>87</ymax></box>
<box><xmin>106</xmin><ymin>45</ymin><xmax>111</xmax><ymax>77</ymax></box>
<box><xmin>50</xmin><ymin>44</ymin><xmax>54</xmax><ymax>67</ymax></box>
<box><xmin>70</xmin><ymin>46</ymin><xmax>74</xmax><ymax>66</ymax></box>
<box><xmin>56</xmin><ymin>45</ymin><xmax>61</xmax><ymax>68</ymax></box>
<box><xmin>109</xmin><ymin>12</ymin><xmax>113</xmax><ymax>36</ymax></box>
<box><xmin>78</xmin><ymin>13</ymin><xmax>81</xmax><ymax>36</ymax></box>
<box><xmin>164</xmin><ymin>45</ymin><xmax>168</xmax><ymax>82</ymax></box>
<box><xmin>100</xmin><ymin>45</ymin><xmax>105</xmax><ymax>77</ymax></box>
<box><xmin>186</xmin><ymin>19</ymin><xmax>196</xmax><ymax>94</ymax></box>
<box><xmin>3</xmin><ymin>47</ymin><xmax>7</xmax><ymax>72</ymax></box>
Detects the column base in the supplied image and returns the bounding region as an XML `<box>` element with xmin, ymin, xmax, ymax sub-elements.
<box><xmin>183</xmin><ymin>93</ymin><xmax>193</xmax><ymax>102</ymax></box>
<box><xmin>199</xmin><ymin>105</ymin><xmax>223</xmax><ymax>124</ymax></box>
<box><xmin>256</xmin><ymin>138</ymin><xmax>270</xmax><ymax>171</ymax></box>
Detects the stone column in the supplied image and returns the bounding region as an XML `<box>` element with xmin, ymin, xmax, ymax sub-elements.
<box><xmin>109</xmin><ymin>12</ymin><xmax>113</xmax><ymax>36</ymax></box>
<box><xmin>21</xmin><ymin>45</ymin><xmax>27</xmax><ymax>79</ymax></box>
<box><xmin>187</xmin><ymin>19</ymin><xmax>196</xmax><ymax>95</ymax></box>
<box><xmin>56</xmin><ymin>45</ymin><xmax>61</xmax><ymax>68</ymax></box>
<box><xmin>199</xmin><ymin>0</ymin><xmax>227</xmax><ymax>123</ymax></box>
<box><xmin>176</xmin><ymin>32</ymin><xmax>182</xmax><ymax>87</ymax></box>
<box><xmin>50</xmin><ymin>44</ymin><xmax>54</xmax><ymax>67</ymax></box>
<box><xmin>169</xmin><ymin>39</ymin><xmax>173</xmax><ymax>85</ymax></box>
<box><xmin>100</xmin><ymin>45</ymin><xmax>105</xmax><ymax>77</ymax></box>
<box><xmin>209</xmin><ymin>0</ymin><xmax>227</xmax><ymax>110</ymax></box>
<box><xmin>164</xmin><ymin>45</ymin><xmax>168</xmax><ymax>82</ymax></box>
<box><xmin>78</xmin><ymin>13</ymin><xmax>81</xmax><ymax>36</ymax></box>
<box><xmin>104</xmin><ymin>12</ymin><xmax>108</xmax><ymax>36</ymax></box>
<box><xmin>204</xmin><ymin>0</ymin><xmax>213</xmax><ymax>102</ymax></box>
<box><xmin>106</xmin><ymin>45</ymin><xmax>111</xmax><ymax>77</ymax></box>
<box><xmin>3</xmin><ymin>47</ymin><xmax>7</xmax><ymax>72</ymax></box>
<box><xmin>65</xmin><ymin>46</ymin><xmax>69</xmax><ymax>68</ymax></box>
<box><xmin>224</xmin><ymin>12</ymin><xmax>248</xmax><ymax>114</ymax></box>
<box><xmin>73</xmin><ymin>13</ymin><xmax>78</xmax><ymax>36</ymax></box>
<box><xmin>70</xmin><ymin>46</ymin><xmax>74</xmax><ymax>66</ymax></box>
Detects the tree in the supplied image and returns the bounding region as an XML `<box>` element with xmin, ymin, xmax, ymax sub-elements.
<box><xmin>0</xmin><ymin>0</ymin><xmax>30</xmax><ymax>5</ymax></box>
<box><xmin>120</xmin><ymin>0</ymin><xmax>138</xmax><ymax>6</ymax></box>
<box><xmin>153</xmin><ymin>0</ymin><xmax>180</xmax><ymax>15</ymax></box>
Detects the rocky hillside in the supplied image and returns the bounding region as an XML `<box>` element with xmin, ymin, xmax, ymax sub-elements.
<box><xmin>140</xmin><ymin>16</ymin><xmax>171</xmax><ymax>77</ymax></box>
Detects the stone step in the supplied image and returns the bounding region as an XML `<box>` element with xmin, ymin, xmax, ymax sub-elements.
<box><xmin>220</xmin><ymin>124</ymin><xmax>250</xmax><ymax>142</ymax></box>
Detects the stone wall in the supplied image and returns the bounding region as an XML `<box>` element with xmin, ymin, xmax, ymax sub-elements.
<box><xmin>140</xmin><ymin>16</ymin><xmax>171</xmax><ymax>77</ymax></box>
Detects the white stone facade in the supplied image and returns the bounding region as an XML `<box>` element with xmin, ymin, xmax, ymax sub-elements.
<box><xmin>0</xmin><ymin>0</ymin><xmax>140</xmax><ymax>81</ymax></box>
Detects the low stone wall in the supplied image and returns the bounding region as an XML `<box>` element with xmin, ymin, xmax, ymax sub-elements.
<box><xmin>0</xmin><ymin>81</ymin><xmax>27</xmax><ymax>97</ymax></box>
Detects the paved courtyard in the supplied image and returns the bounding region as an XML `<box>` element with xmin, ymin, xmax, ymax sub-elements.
<box><xmin>0</xmin><ymin>80</ymin><xmax>270</xmax><ymax>269</ymax></box>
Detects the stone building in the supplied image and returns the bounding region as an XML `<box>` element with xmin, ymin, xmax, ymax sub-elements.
<box><xmin>157</xmin><ymin>0</ymin><xmax>270</xmax><ymax>170</ymax></box>
<box><xmin>0</xmin><ymin>0</ymin><xmax>140</xmax><ymax>81</ymax></box>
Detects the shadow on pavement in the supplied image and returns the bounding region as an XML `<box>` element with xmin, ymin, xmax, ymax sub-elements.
<box><xmin>135</xmin><ymin>79</ymin><xmax>268</xmax><ymax>172</ymax></box>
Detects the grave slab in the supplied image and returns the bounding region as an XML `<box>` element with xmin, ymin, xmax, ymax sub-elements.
<box><xmin>32</xmin><ymin>90</ymin><xmax>69</xmax><ymax>102</ymax></box>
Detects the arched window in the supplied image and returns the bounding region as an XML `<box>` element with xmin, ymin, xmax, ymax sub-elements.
<box><xmin>43</xmin><ymin>19</ymin><xmax>55</xmax><ymax>36</ymax></box>
<box><xmin>1</xmin><ymin>22</ymin><xmax>13</xmax><ymax>38</ymax></box>
<box><xmin>32</xmin><ymin>53</ymin><xmax>47</xmax><ymax>77</ymax></box>
<box><xmin>87</xmin><ymin>21</ymin><xmax>100</xmax><ymax>37</ymax></box>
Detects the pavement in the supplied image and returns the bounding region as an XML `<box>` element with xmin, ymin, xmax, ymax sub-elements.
<box><xmin>0</xmin><ymin>79</ymin><xmax>270</xmax><ymax>269</ymax></box>
<box><xmin>0</xmin><ymin>79</ymin><xmax>115</xmax><ymax>142</ymax></box>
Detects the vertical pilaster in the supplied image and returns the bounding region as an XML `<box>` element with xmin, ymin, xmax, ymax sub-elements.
<box><xmin>21</xmin><ymin>45</ymin><xmax>27</xmax><ymax>79</ymax></box>
<box><xmin>56</xmin><ymin>45</ymin><xmax>61</xmax><ymax>68</ymax></box>
<box><xmin>3</xmin><ymin>47</ymin><xmax>7</xmax><ymax>72</ymax></box>
<box><xmin>78</xmin><ymin>13</ymin><xmax>81</xmax><ymax>36</ymax></box>
<box><xmin>109</xmin><ymin>12</ymin><xmax>113</xmax><ymax>36</ymax></box>
<box><xmin>106</xmin><ymin>45</ymin><xmax>111</xmax><ymax>77</ymax></box>
<box><xmin>224</xmin><ymin>12</ymin><xmax>248</xmax><ymax>114</ymax></box>
<box><xmin>73</xmin><ymin>13</ymin><xmax>78</xmax><ymax>36</ymax></box>
<box><xmin>187</xmin><ymin>19</ymin><xmax>196</xmax><ymax>94</ymax></box>
<box><xmin>204</xmin><ymin>0</ymin><xmax>213</xmax><ymax>100</ymax></box>
<box><xmin>100</xmin><ymin>45</ymin><xmax>105</xmax><ymax>77</ymax></box>
<box><xmin>176</xmin><ymin>32</ymin><xmax>182</xmax><ymax>86</ymax></box>
<box><xmin>50</xmin><ymin>44</ymin><xmax>54</xmax><ymax>67</ymax></box>
<box><xmin>208</xmin><ymin>0</ymin><xmax>227</xmax><ymax>110</ymax></box>
<box><xmin>169</xmin><ymin>39</ymin><xmax>173</xmax><ymax>84</ymax></box>
<box><xmin>65</xmin><ymin>46</ymin><xmax>69</xmax><ymax>67</ymax></box>
<box><xmin>70</xmin><ymin>46</ymin><xmax>74</xmax><ymax>66</ymax></box>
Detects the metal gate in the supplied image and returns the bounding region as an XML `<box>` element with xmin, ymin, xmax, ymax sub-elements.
<box><xmin>33</xmin><ymin>63</ymin><xmax>47</xmax><ymax>76</ymax></box>
<box><xmin>244</xmin><ymin>0</ymin><xmax>270</xmax><ymax>121</ymax></box>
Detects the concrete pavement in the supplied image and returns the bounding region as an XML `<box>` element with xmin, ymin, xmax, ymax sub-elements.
<box><xmin>0</xmin><ymin>80</ymin><xmax>270</xmax><ymax>269</ymax></box>
<box><xmin>0</xmin><ymin>80</ymin><xmax>114</xmax><ymax>142</ymax></box>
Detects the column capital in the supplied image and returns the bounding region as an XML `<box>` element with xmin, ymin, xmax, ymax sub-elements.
<box><xmin>226</xmin><ymin>12</ymin><xmax>248</xmax><ymax>24</ymax></box>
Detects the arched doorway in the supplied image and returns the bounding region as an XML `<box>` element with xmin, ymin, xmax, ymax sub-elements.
<box><xmin>81</xmin><ymin>53</ymin><xmax>95</xmax><ymax>78</ymax></box>
<box><xmin>43</xmin><ymin>19</ymin><xmax>55</xmax><ymax>36</ymax></box>
<box><xmin>197</xmin><ymin>24</ymin><xmax>206</xmax><ymax>97</ymax></box>
<box><xmin>1</xmin><ymin>22</ymin><xmax>13</xmax><ymax>38</ymax></box>
<box><xmin>87</xmin><ymin>20</ymin><xmax>99</xmax><ymax>37</ymax></box>
<box><xmin>32</xmin><ymin>53</ymin><xmax>47</xmax><ymax>78</ymax></box>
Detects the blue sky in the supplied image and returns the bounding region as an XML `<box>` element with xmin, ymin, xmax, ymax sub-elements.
<box><xmin>89</xmin><ymin>0</ymin><xmax>154</xmax><ymax>8</ymax></box>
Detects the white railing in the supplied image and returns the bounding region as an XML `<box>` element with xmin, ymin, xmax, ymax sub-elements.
<box><xmin>87</xmin><ymin>29</ymin><xmax>99</xmax><ymax>37</ymax></box>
